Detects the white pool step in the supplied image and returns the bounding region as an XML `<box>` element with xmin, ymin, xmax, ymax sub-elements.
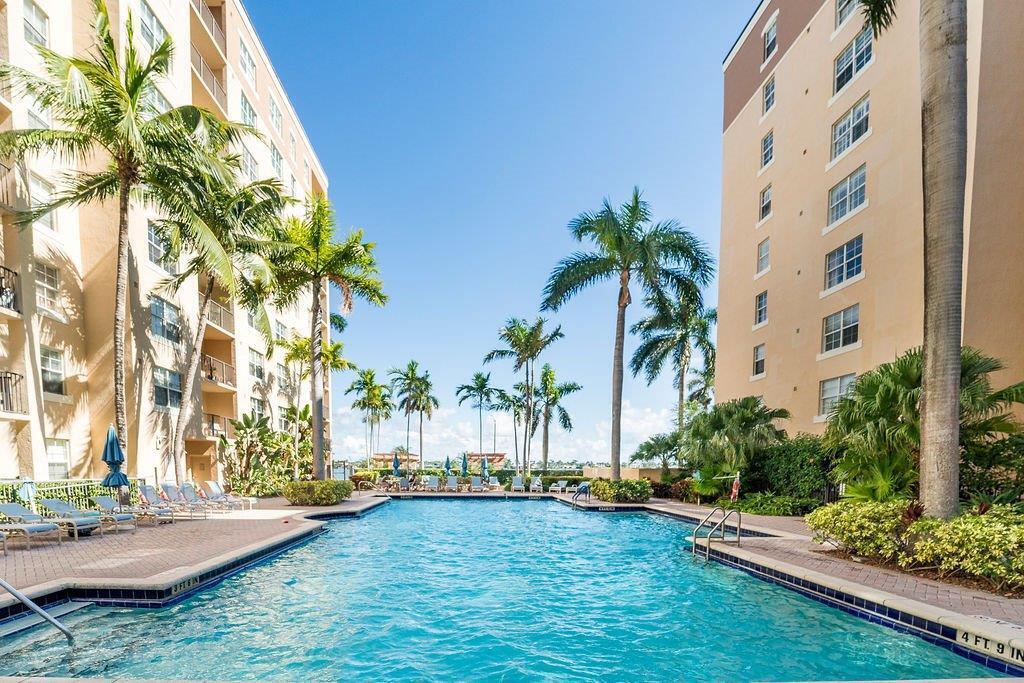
<box><xmin>0</xmin><ymin>600</ymin><xmax>95</xmax><ymax>639</ymax></box>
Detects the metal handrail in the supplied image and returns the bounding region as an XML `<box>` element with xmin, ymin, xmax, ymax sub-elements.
<box><xmin>190</xmin><ymin>0</ymin><xmax>226</xmax><ymax>53</ymax></box>
<box><xmin>691</xmin><ymin>507</ymin><xmax>742</xmax><ymax>559</ymax></box>
<box><xmin>190</xmin><ymin>45</ymin><xmax>227</xmax><ymax>111</ymax></box>
<box><xmin>0</xmin><ymin>577</ymin><xmax>73</xmax><ymax>643</ymax></box>
<box><xmin>201</xmin><ymin>355</ymin><xmax>236</xmax><ymax>387</ymax></box>
<box><xmin>206</xmin><ymin>299</ymin><xmax>234</xmax><ymax>333</ymax></box>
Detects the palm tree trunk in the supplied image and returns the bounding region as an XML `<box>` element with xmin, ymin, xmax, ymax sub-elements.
<box><xmin>918</xmin><ymin>0</ymin><xmax>966</xmax><ymax>519</ymax></box>
<box><xmin>113</xmin><ymin>183</ymin><xmax>131</xmax><ymax>452</ymax></box>
<box><xmin>418</xmin><ymin>411</ymin><xmax>424</xmax><ymax>466</ymax></box>
<box><xmin>478</xmin><ymin>403</ymin><xmax>483</xmax><ymax>459</ymax></box>
<box><xmin>677</xmin><ymin>344</ymin><xmax>691</xmax><ymax>430</ymax></box>
<box><xmin>310</xmin><ymin>277</ymin><xmax>326</xmax><ymax>479</ymax></box>
<box><xmin>171</xmin><ymin>275</ymin><xmax>214</xmax><ymax>484</ymax></box>
<box><xmin>406</xmin><ymin>412</ymin><xmax>411</xmax><ymax>470</ymax></box>
<box><xmin>542</xmin><ymin>407</ymin><xmax>550</xmax><ymax>472</ymax></box>
<box><xmin>611</xmin><ymin>277</ymin><xmax>631</xmax><ymax>480</ymax></box>
<box><xmin>512</xmin><ymin>414</ymin><xmax>520</xmax><ymax>473</ymax></box>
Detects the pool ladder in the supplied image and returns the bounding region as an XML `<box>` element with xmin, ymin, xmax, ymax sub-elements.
<box><xmin>691</xmin><ymin>507</ymin><xmax>742</xmax><ymax>560</ymax></box>
<box><xmin>0</xmin><ymin>577</ymin><xmax>74</xmax><ymax>643</ymax></box>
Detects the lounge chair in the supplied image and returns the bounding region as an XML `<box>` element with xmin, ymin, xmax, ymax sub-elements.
<box><xmin>93</xmin><ymin>495</ymin><xmax>170</xmax><ymax>526</ymax></box>
<box><xmin>549</xmin><ymin>480</ymin><xmax>569</xmax><ymax>493</ymax></box>
<box><xmin>181</xmin><ymin>482</ymin><xmax>235</xmax><ymax>512</ymax></box>
<box><xmin>445</xmin><ymin>475</ymin><xmax>459</xmax><ymax>492</ymax></box>
<box><xmin>203</xmin><ymin>480</ymin><xmax>256</xmax><ymax>510</ymax></box>
<box><xmin>0</xmin><ymin>502</ymin><xmax>100</xmax><ymax>540</ymax></box>
<box><xmin>40</xmin><ymin>498</ymin><xmax>137</xmax><ymax>534</ymax></box>
<box><xmin>511</xmin><ymin>476</ymin><xmax>525</xmax><ymax>492</ymax></box>
<box><xmin>488</xmin><ymin>476</ymin><xmax>500</xmax><ymax>491</ymax></box>
<box><xmin>565</xmin><ymin>481</ymin><xmax>580</xmax><ymax>494</ymax></box>
<box><xmin>156</xmin><ymin>484</ymin><xmax>208</xmax><ymax>519</ymax></box>
<box><xmin>397</xmin><ymin>477</ymin><xmax>410</xmax><ymax>492</ymax></box>
<box><xmin>424</xmin><ymin>476</ymin><xmax>440</xmax><ymax>492</ymax></box>
<box><xmin>470</xmin><ymin>476</ymin><xmax>484</xmax><ymax>492</ymax></box>
<box><xmin>139</xmin><ymin>484</ymin><xmax>184</xmax><ymax>520</ymax></box>
<box><xmin>530</xmin><ymin>477</ymin><xmax>543</xmax><ymax>492</ymax></box>
<box><xmin>0</xmin><ymin>522</ymin><xmax>63</xmax><ymax>548</ymax></box>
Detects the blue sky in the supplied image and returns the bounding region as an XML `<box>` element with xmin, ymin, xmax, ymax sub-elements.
<box><xmin>247</xmin><ymin>0</ymin><xmax>756</xmax><ymax>465</ymax></box>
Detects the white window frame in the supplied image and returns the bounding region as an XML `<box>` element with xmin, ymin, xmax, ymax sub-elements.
<box><xmin>147</xmin><ymin>222</ymin><xmax>177</xmax><ymax>273</ymax></box>
<box><xmin>762</xmin><ymin>76</ymin><xmax>775</xmax><ymax>114</ymax></box>
<box><xmin>29</xmin><ymin>175</ymin><xmax>54</xmax><ymax>232</ymax></box>
<box><xmin>828</xmin><ymin>164</ymin><xmax>867</xmax><ymax>225</ymax></box>
<box><xmin>45</xmin><ymin>438</ymin><xmax>70</xmax><ymax>480</ymax></box>
<box><xmin>271</xmin><ymin>144</ymin><xmax>283</xmax><ymax>179</ymax></box>
<box><xmin>24</xmin><ymin>0</ymin><xmax>48</xmax><ymax>47</ymax></box>
<box><xmin>40</xmin><ymin>346</ymin><xmax>65</xmax><ymax>395</ymax></box>
<box><xmin>825</xmin><ymin>234</ymin><xmax>863</xmax><ymax>290</ymax></box>
<box><xmin>822</xmin><ymin>303</ymin><xmax>860</xmax><ymax>352</ymax></box>
<box><xmin>150</xmin><ymin>296</ymin><xmax>181</xmax><ymax>344</ymax></box>
<box><xmin>752</xmin><ymin>344</ymin><xmax>766</xmax><ymax>376</ymax></box>
<box><xmin>269</xmin><ymin>97</ymin><xmax>282</xmax><ymax>132</ymax></box>
<box><xmin>289</xmin><ymin>133</ymin><xmax>297</xmax><ymax>159</ymax></box>
<box><xmin>239</xmin><ymin>39</ymin><xmax>256</xmax><ymax>83</ymax></box>
<box><xmin>754</xmin><ymin>291</ymin><xmax>768</xmax><ymax>325</ymax></box>
<box><xmin>834</xmin><ymin>25</ymin><xmax>872</xmax><ymax>94</ymax></box>
<box><xmin>819</xmin><ymin>373</ymin><xmax>856</xmax><ymax>415</ymax></box>
<box><xmin>34</xmin><ymin>261</ymin><xmax>59</xmax><ymax>312</ymax></box>
<box><xmin>761</xmin><ymin>130</ymin><xmax>774</xmax><ymax>168</ymax></box>
<box><xmin>241</xmin><ymin>147</ymin><xmax>258</xmax><ymax>182</ymax></box>
<box><xmin>251</xmin><ymin>397</ymin><xmax>266</xmax><ymax>420</ymax></box>
<box><xmin>831</xmin><ymin>96</ymin><xmax>870</xmax><ymax>160</ymax></box>
<box><xmin>836</xmin><ymin>0</ymin><xmax>860</xmax><ymax>29</ymax></box>
<box><xmin>759</xmin><ymin>185</ymin><xmax>772</xmax><ymax>221</ymax></box>
<box><xmin>762</xmin><ymin>18</ymin><xmax>778</xmax><ymax>63</ymax></box>
<box><xmin>274</xmin><ymin>321</ymin><xmax>287</xmax><ymax>341</ymax></box>
<box><xmin>153</xmin><ymin>366</ymin><xmax>182</xmax><ymax>409</ymax></box>
<box><xmin>240</xmin><ymin>94</ymin><xmax>256</xmax><ymax>127</ymax></box>
<box><xmin>139</xmin><ymin>1</ymin><xmax>169</xmax><ymax>58</ymax></box>
<box><xmin>756</xmin><ymin>238</ymin><xmax>770</xmax><ymax>274</ymax></box>
<box><xmin>249</xmin><ymin>347</ymin><xmax>265</xmax><ymax>381</ymax></box>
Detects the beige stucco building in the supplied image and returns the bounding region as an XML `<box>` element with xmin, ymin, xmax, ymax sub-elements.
<box><xmin>715</xmin><ymin>0</ymin><xmax>1024</xmax><ymax>433</ymax></box>
<box><xmin>0</xmin><ymin>0</ymin><xmax>331</xmax><ymax>484</ymax></box>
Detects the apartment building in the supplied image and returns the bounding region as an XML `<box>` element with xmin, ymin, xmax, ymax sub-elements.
<box><xmin>0</xmin><ymin>0</ymin><xmax>331</xmax><ymax>484</ymax></box>
<box><xmin>715</xmin><ymin>0</ymin><xmax>1024</xmax><ymax>433</ymax></box>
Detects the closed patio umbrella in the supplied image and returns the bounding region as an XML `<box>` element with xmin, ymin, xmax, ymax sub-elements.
<box><xmin>392</xmin><ymin>452</ymin><xmax>401</xmax><ymax>477</ymax></box>
<box><xmin>481</xmin><ymin>457</ymin><xmax>489</xmax><ymax>479</ymax></box>
<box><xmin>100</xmin><ymin>425</ymin><xmax>130</xmax><ymax>491</ymax></box>
<box><xmin>461</xmin><ymin>453</ymin><xmax>469</xmax><ymax>477</ymax></box>
<box><xmin>444</xmin><ymin>455</ymin><xmax>451</xmax><ymax>476</ymax></box>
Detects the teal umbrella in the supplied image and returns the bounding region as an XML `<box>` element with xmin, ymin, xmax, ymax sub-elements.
<box><xmin>481</xmin><ymin>457</ymin><xmax>489</xmax><ymax>479</ymax></box>
<box><xmin>461</xmin><ymin>453</ymin><xmax>469</xmax><ymax>477</ymax></box>
<box><xmin>444</xmin><ymin>455</ymin><xmax>451</xmax><ymax>476</ymax></box>
<box><xmin>100</xmin><ymin>425</ymin><xmax>130</xmax><ymax>488</ymax></box>
<box><xmin>392</xmin><ymin>452</ymin><xmax>401</xmax><ymax>477</ymax></box>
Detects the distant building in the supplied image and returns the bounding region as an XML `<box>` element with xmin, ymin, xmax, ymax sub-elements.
<box><xmin>464</xmin><ymin>453</ymin><xmax>507</xmax><ymax>469</ymax></box>
<box><xmin>369</xmin><ymin>452</ymin><xmax>421</xmax><ymax>469</ymax></box>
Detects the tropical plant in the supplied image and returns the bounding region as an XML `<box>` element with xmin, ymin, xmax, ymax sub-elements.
<box><xmin>492</xmin><ymin>387</ymin><xmax>526</xmax><ymax>472</ymax></box>
<box><xmin>346</xmin><ymin>369</ymin><xmax>392</xmax><ymax>467</ymax></box>
<box><xmin>841</xmin><ymin>452</ymin><xmax>918</xmax><ymax>503</ymax></box>
<box><xmin>391</xmin><ymin>361</ymin><xmax>426</xmax><ymax>469</ymax></box>
<box><xmin>484</xmin><ymin>317</ymin><xmax>563</xmax><ymax>475</ymax></box>
<box><xmin>541</xmin><ymin>188</ymin><xmax>714</xmax><ymax>479</ymax></box>
<box><xmin>408</xmin><ymin>371</ymin><xmax>439</xmax><ymax>465</ymax></box>
<box><xmin>217</xmin><ymin>413</ymin><xmax>292</xmax><ymax>497</ymax></box>
<box><xmin>456</xmin><ymin>371</ymin><xmax>496</xmax><ymax>463</ymax></box>
<box><xmin>536</xmin><ymin>364</ymin><xmax>581</xmax><ymax>472</ymax></box>
<box><xmin>282</xmin><ymin>404</ymin><xmax>313</xmax><ymax>480</ymax></box>
<box><xmin>0</xmin><ymin>0</ymin><xmax>242</xmax><ymax>449</ymax></box>
<box><xmin>682</xmin><ymin>396</ymin><xmax>789</xmax><ymax>472</ymax></box>
<box><xmin>282</xmin><ymin>480</ymin><xmax>354</xmax><ymax>506</ymax></box>
<box><xmin>275</xmin><ymin>195</ymin><xmax>386</xmax><ymax>478</ymax></box>
<box><xmin>631</xmin><ymin>295</ymin><xmax>716</xmax><ymax>428</ymax></box>
<box><xmin>859</xmin><ymin>0</ymin><xmax>968</xmax><ymax>518</ymax></box>
<box><xmin>687</xmin><ymin>359</ymin><xmax>716</xmax><ymax>410</ymax></box>
<box><xmin>590</xmin><ymin>478</ymin><xmax>653</xmax><ymax>504</ymax></box>
<box><xmin>630</xmin><ymin>432</ymin><xmax>680</xmax><ymax>482</ymax></box>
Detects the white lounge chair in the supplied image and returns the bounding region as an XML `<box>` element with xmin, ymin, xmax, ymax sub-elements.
<box><xmin>397</xmin><ymin>477</ymin><xmax>410</xmax><ymax>492</ymax></box>
<box><xmin>93</xmin><ymin>495</ymin><xmax>168</xmax><ymax>526</ymax></box>
<box><xmin>0</xmin><ymin>522</ymin><xmax>63</xmax><ymax>548</ymax></box>
<box><xmin>488</xmin><ymin>476</ymin><xmax>500</xmax><ymax>490</ymax></box>
<box><xmin>530</xmin><ymin>476</ymin><xmax>543</xmax><ymax>492</ymax></box>
<box><xmin>511</xmin><ymin>476</ymin><xmax>525</xmax><ymax>492</ymax></box>
<box><xmin>155</xmin><ymin>484</ymin><xmax>208</xmax><ymax>519</ymax></box>
<box><xmin>445</xmin><ymin>476</ymin><xmax>459</xmax><ymax>492</ymax></box>
<box><xmin>0</xmin><ymin>502</ymin><xmax>100</xmax><ymax>540</ymax></box>
<box><xmin>181</xmin><ymin>482</ymin><xmax>235</xmax><ymax>512</ymax></box>
<box><xmin>424</xmin><ymin>476</ymin><xmax>440</xmax><ymax>492</ymax></box>
<box><xmin>565</xmin><ymin>481</ymin><xmax>580</xmax><ymax>494</ymax></box>
<box><xmin>203</xmin><ymin>480</ymin><xmax>256</xmax><ymax>510</ymax></box>
<box><xmin>40</xmin><ymin>498</ymin><xmax>137</xmax><ymax>534</ymax></box>
<box><xmin>470</xmin><ymin>476</ymin><xmax>484</xmax><ymax>492</ymax></box>
<box><xmin>549</xmin><ymin>480</ymin><xmax>569</xmax><ymax>493</ymax></box>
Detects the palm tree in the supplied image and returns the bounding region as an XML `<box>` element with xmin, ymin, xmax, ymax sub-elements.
<box><xmin>541</xmin><ymin>188</ymin><xmax>713</xmax><ymax>479</ymax></box>
<box><xmin>0</xmin><ymin>1</ymin><xmax>242</xmax><ymax>448</ymax></box>
<box><xmin>390</xmin><ymin>361</ymin><xmax>425</xmax><ymax>470</ymax></box>
<box><xmin>409</xmin><ymin>372</ymin><xmax>439</xmax><ymax>466</ymax></box>
<box><xmin>346</xmin><ymin>369</ymin><xmax>390</xmax><ymax>468</ymax></box>
<box><xmin>682</xmin><ymin>396</ymin><xmax>789</xmax><ymax>472</ymax></box>
<box><xmin>631</xmin><ymin>295</ymin><xmax>716</xmax><ymax>429</ymax></box>
<box><xmin>162</xmin><ymin>174</ymin><xmax>288</xmax><ymax>485</ymax></box>
<box><xmin>492</xmin><ymin>388</ymin><xmax>525</xmax><ymax>472</ymax></box>
<box><xmin>282</xmin><ymin>404</ymin><xmax>312</xmax><ymax>479</ymax></box>
<box><xmin>859</xmin><ymin>0</ymin><xmax>967</xmax><ymax>517</ymax></box>
<box><xmin>687</xmin><ymin>360</ymin><xmax>715</xmax><ymax>411</ymax></box>
<box><xmin>630</xmin><ymin>432</ymin><xmax>680</xmax><ymax>482</ymax></box>
<box><xmin>275</xmin><ymin>196</ymin><xmax>386</xmax><ymax>478</ymax></box>
<box><xmin>456</xmin><ymin>372</ymin><xmax>496</xmax><ymax>463</ymax></box>
<box><xmin>484</xmin><ymin>317</ymin><xmax>563</xmax><ymax>475</ymax></box>
<box><xmin>536</xmin><ymin>364</ymin><xmax>581</xmax><ymax>472</ymax></box>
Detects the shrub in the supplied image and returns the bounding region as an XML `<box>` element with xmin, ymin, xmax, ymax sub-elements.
<box><xmin>282</xmin><ymin>480</ymin><xmax>355</xmax><ymax>506</ymax></box>
<box><xmin>961</xmin><ymin>434</ymin><xmax>1024</xmax><ymax>502</ymax></box>
<box><xmin>670</xmin><ymin>478</ymin><xmax>694</xmax><ymax>502</ymax></box>
<box><xmin>590</xmin><ymin>478</ymin><xmax>653</xmax><ymax>503</ymax></box>
<box><xmin>722</xmin><ymin>492</ymin><xmax>820</xmax><ymax>516</ymax></box>
<box><xmin>744</xmin><ymin>434</ymin><xmax>833</xmax><ymax>501</ymax></box>
<box><xmin>806</xmin><ymin>499</ymin><xmax>910</xmax><ymax>560</ymax></box>
<box><xmin>650</xmin><ymin>482</ymin><xmax>673</xmax><ymax>498</ymax></box>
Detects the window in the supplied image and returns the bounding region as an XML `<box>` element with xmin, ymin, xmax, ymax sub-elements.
<box><xmin>276</xmin><ymin>362</ymin><xmax>288</xmax><ymax>379</ymax></box>
<box><xmin>278</xmin><ymin>409</ymin><xmax>291</xmax><ymax>432</ymax></box>
<box><xmin>274</xmin><ymin>321</ymin><xmax>287</xmax><ymax>340</ymax></box>
<box><xmin>828</xmin><ymin>164</ymin><xmax>867</xmax><ymax>224</ymax></box>
<box><xmin>147</xmin><ymin>222</ymin><xmax>177</xmax><ymax>273</ymax></box>
<box><xmin>825</xmin><ymin>234</ymin><xmax>863</xmax><ymax>289</ymax></box>
<box><xmin>35</xmin><ymin>262</ymin><xmax>59</xmax><ymax>312</ymax></box>
<box><xmin>269</xmin><ymin>97</ymin><xmax>282</xmax><ymax>132</ymax></box>
<box><xmin>241</xmin><ymin>147</ymin><xmax>258</xmax><ymax>182</ymax></box>
<box><xmin>761</xmin><ymin>130</ymin><xmax>774</xmax><ymax>168</ymax></box>
<box><xmin>762</xmin><ymin>76</ymin><xmax>775</xmax><ymax>114</ymax></box>
<box><xmin>819</xmin><ymin>373</ymin><xmax>856</xmax><ymax>415</ymax></box>
<box><xmin>822</xmin><ymin>304</ymin><xmax>860</xmax><ymax>352</ymax></box>
<box><xmin>28</xmin><ymin>104</ymin><xmax>50</xmax><ymax>129</ymax></box>
<box><xmin>239</xmin><ymin>40</ymin><xmax>256</xmax><ymax>83</ymax></box>
<box><xmin>834</xmin><ymin>25</ymin><xmax>872</xmax><ymax>93</ymax></box>
<box><xmin>837</xmin><ymin>0</ymin><xmax>860</xmax><ymax>27</ymax></box>
<box><xmin>289</xmin><ymin>174</ymin><xmax>297</xmax><ymax>197</ymax></box>
<box><xmin>139</xmin><ymin>1</ymin><xmax>169</xmax><ymax>57</ymax></box>
<box><xmin>247</xmin><ymin>309</ymin><xmax>256</xmax><ymax>328</ymax></box>
<box><xmin>45</xmin><ymin>438</ymin><xmax>69</xmax><ymax>480</ymax></box>
<box><xmin>752</xmin><ymin>344</ymin><xmax>766</xmax><ymax>376</ymax></box>
<box><xmin>250</xmin><ymin>397</ymin><xmax>266</xmax><ymax>419</ymax></box>
<box><xmin>289</xmin><ymin>133</ymin><xmax>297</xmax><ymax>159</ymax></box>
<box><xmin>41</xmin><ymin>347</ymin><xmax>64</xmax><ymax>395</ymax></box>
<box><xmin>831</xmin><ymin>96</ymin><xmax>870</xmax><ymax>159</ymax></box>
<box><xmin>240</xmin><ymin>94</ymin><xmax>256</xmax><ymax>127</ymax></box>
<box><xmin>150</xmin><ymin>297</ymin><xmax>181</xmax><ymax>343</ymax></box>
<box><xmin>756</xmin><ymin>238</ymin><xmax>770</xmax><ymax>273</ymax></box>
<box><xmin>29</xmin><ymin>175</ymin><xmax>54</xmax><ymax>232</ymax></box>
<box><xmin>754</xmin><ymin>291</ymin><xmax>768</xmax><ymax>325</ymax></box>
<box><xmin>763</xmin><ymin>18</ymin><xmax>777</xmax><ymax>62</ymax></box>
<box><xmin>141</xmin><ymin>87</ymin><xmax>171</xmax><ymax>118</ymax></box>
<box><xmin>271</xmin><ymin>144</ymin><xmax>283</xmax><ymax>179</ymax></box>
<box><xmin>759</xmin><ymin>185</ymin><xmax>772</xmax><ymax>220</ymax></box>
<box><xmin>249</xmin><ymin>347</ymin><xmax>265</xmax><ymax>381</ymax></box>
<box><xmin>24</xmin><ymin>0</ymin><xmax>48</xmax><ymax>47</ymax></box>
<box><xmin>154</xmin><ymin>366</ymin><xmax>182</xmax><ymax>408</ymax></box>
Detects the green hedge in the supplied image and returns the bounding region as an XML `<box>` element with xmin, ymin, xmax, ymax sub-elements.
<box><xmin>282</xmin><ymin>480</ymin><xmax>355</xmax><ymax>506</ymax></box>
<box><xmin>590</xmin><ymin>478</ymin><xmax>652</xmax><ymax>503</ymax></box>
<box><xmin>745</xmin><ymin>435</ymin><xmax>834</xmax><ymax>500</ymax></box>
<box><xmin>0</xmin><ymin>479</ymin><xmax>143</xmax><ymax>511</ymax></box>
<box><xmin>720</xmin><ymin>492</ymin><xmax>820</xmax><ymax>516</ymax></box>
<box><xmin>807</xmin><ymin>500</ymin><xmax>1024</xmax><ymax>589</ymax></box>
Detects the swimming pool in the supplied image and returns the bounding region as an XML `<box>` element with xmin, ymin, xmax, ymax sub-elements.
<box><xmin>0</xmin><ymin>500</ymin><xmax>1004</xmax><ymax>681</ymax></box>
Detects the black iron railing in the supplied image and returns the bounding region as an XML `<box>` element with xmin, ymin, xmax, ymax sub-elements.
<box><xmin>0</xmin><ymin>371</ymin><xmax>28</xmax><ymax>414</ymax></box>
<box><xmin>0</xmin><ymin>266</ymin><xmax>19</xmax><ymax>313</ymax></box>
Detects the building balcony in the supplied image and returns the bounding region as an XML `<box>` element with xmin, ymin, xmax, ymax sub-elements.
<box><xmin>201</xmin><ymin>412</ymin><xmax>235</xmax><ymax>440</ymax></box>
<box><xmin>0</xmin><ymin>265</ymin><xmax>20</xmax><ymax>318</ymax></box>
<box><xmin>190</xmin><ymin>0</ymin><xmax>227</xmax><ymax>59</ymax></box>
<box><xmin>190</xmin><ymin>44</ymin><xmax>228</xmax><ymax>118</ymax></box>
<box><xmin>205</xmin><ymin>299</ymin><xmax>234</xmax><ymax>339</ymax></box>
<box><xmin>201</xmin><ymin>355</ymin><xmax>236</xmax><ymax>391</ymax></box>
<box><xmin>0</xmin><ymin>371</ymin><xmax>29</xmax><ymax>420</ymax></box>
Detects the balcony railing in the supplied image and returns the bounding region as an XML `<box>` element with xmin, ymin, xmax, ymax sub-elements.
<box><xmin>190</xmin><ymin>44</ymin><xmax>227</xmax><ymax>111</ymax></box>
<box><xmin>207</xmin><ymin>299</ymin><xmax>234</xmax><ymax>333</ymax></box>
<box><xmin>0</xmin><ymin>371</ymin><xmax>28</xmax><ymax>414</ymax></box>
<box><xmin>202</xmin><ymin>413</ymin><xmax>235</xmax><ymax>439</ymax></box>
<box><xmin>201</xmin><ymin>355</ymin><xmax>236</xmax><ymax>387</ymax></box>
<box><xmin>191</xmin><ymin>0</ymin><xmax>227</xmax><ymax>53</ymax></box>
<box><xmin>0</xmin><ymin>161</ymin><xmax>14</xmax><ymax>209</ymax></box>
<box><xmin>0</xmin><ymin>266</ymin><xmax>19</xmax><ymax>313</ymax></box>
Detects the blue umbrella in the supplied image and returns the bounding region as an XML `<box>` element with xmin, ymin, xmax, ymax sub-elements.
<box><xmin>100</xmin><ymin>425</ymin><xmax>130</xmax><ymax>488</ymax></box>
<box><xmin>392</xmin><ymin>452</ymin><xmax>401</xmax><ymax>477</ymax></box>
<box><xmin>444</xmin><ymin>455</ymin><xmax>451</xmax><ymax>476</ymax></box>
<box><xmin>461</xmin><ymin>453</ymin><xmax>469</xmax><ymax>477</ymax></box>
<box><xmin>481</xmin><ymin>457</ymin><xmax>489</xmax><ymax>479</ymax></box>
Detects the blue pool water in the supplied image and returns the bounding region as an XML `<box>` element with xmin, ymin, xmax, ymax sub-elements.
<box><xmin>0</xmin><ymin>500</ymin><xmax>1002</xmax><ymax>681</ymax></box>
